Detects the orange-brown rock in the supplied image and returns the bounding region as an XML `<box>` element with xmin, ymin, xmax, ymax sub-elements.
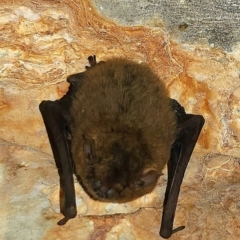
<box><xmin>1</xmin><ymin>0</ymin><xmax>240</xmax><ymax>239</ymax></box>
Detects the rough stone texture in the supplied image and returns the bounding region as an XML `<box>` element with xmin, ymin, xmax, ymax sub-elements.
<box><xmin>2</xmin><ymin>142</ymin><xmax>240</xmax><ymax>240</ymax></box>
<box><xmin>92</xmin><ymin>0</ymin><xmax>240</xmax><ymax>51</ymax></box>
<box><xmin>0</xmin><ymin>0</ymin><xmax>240</xmax><ymax>239</ymax></box>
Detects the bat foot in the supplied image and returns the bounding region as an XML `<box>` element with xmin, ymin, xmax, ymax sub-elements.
<box><xmin>159</xmin><ymin>225</ymin><xmax>185</xmax><ymax>239</ymax></box>
<box><xmin>58</xmin><ymin>207</ymin><xmax>77</xmax><ymax>226</ymax></box>
<box><xmin>57</xmin><ymin>217</ymin><xmax>71</xmax><ymax>226</ymax></box>
<box><xmin>172</xmin><ymin>225</ymin><xmax>185</xmax><ymax>234</ymax></box>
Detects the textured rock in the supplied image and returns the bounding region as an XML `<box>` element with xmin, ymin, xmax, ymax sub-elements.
<box><xmin>1</xmin><ymin>142</ymin><xmax>240</xmax><ymax>240</ymax></box>
<box><xmin>92</xmin><ymin>0</ymin><xmax>240</xmax><ymax>51</ymax></box>
<box><xmin>0</xmin><ymin>0</ymin><xmax>240</xmax><ymax>239</ymax></box>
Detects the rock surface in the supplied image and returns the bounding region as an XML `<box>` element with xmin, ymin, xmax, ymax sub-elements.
<box><xmin>92</xmin><ymin>0</ymin><xmax>240</xmax><ymax>51</ymax></box>
<box><xmin>0</xmin><ymin>0</ymin><xmax>240</xmax><ymax>239</ymax></box>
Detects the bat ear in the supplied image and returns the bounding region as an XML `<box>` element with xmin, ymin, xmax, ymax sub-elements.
<box><xmin>83</xmin><ymin>135</ymin><xmax>97</xmax><ymax>164</ymax></box>
<box><xmin>139</xmin><ymin>170</ymin><xmax>160</xmax><ymax>188</ymax></box>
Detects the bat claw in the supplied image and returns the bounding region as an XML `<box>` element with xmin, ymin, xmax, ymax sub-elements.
<box><xmin>160</xmin><ymin>225</ymin><xmax>185</xmax><ymax>239</ymax></box>
<box><xmin>172</xmin><ymin>225</ymin><xmax>185</xmax><ymax>234</ymax></box>
<box><xmin>58</xmin><ymin>206</ymin><xmax>77</xmax><ymax>226</ymax></box>
<box><xmin>57</xmin><ymin>217</ymin><xmax>71</xmax><ymax>226</ymax></box>
<box><xmin>87</xmin><ymin>55</ymin><xmax>97</xmax><ymax>67</ymax></box>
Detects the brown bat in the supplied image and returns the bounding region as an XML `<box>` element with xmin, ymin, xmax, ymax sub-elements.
<box><xmin>39</xmin><ymin>55</ymin><xmax>204</xmax><ymax>238</ymax></box>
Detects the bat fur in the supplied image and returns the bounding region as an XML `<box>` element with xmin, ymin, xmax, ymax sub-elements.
<box><xmin>69</xmin><ymin>58</ymin><xmax>177</xmax><ymax>202</ymax></box>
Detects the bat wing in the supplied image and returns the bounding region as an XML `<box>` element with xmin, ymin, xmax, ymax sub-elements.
<box><xmin>39</xmin><ymin>100</ymin><xmax>77</xmax><ymax>224</ymax></box>
<box><xmin>160</xmin><ymin>102</ymin><xmax>205</xmax><ymax>238</ymax></box>
<box><xmin>39</xmin><ymin>57</ymin><xmax>93</xmax><ymax>224</ymax></box>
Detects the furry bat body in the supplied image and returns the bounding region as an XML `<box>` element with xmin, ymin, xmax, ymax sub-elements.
<box><xmin>39</xmin><ymin>56</ymin><xmax>204</xmax><ymax>238</ymax></box>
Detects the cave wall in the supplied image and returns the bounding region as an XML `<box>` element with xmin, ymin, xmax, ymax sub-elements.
<box><xmin>0</xmin><ymin>0</ymin><xmax>240</xmax><ymax>239</ymax></box>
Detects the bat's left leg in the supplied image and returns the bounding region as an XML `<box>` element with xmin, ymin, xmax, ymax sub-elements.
<box><xmin>160</xmin><ymin>100</ymin><xmax>205</xmax><ymax>239</ymax></box>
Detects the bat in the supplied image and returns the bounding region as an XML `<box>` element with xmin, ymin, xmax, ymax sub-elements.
<box><xmin>39</xmin><ymin>55</ymin><xmax>204</xmax><ymax>238</ymax></box>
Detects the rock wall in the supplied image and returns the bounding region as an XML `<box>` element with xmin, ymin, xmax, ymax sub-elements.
<box><xmin>0</xmin><ymin>0</ymin><xmax>240</xmax><ymax>239</ymax></box>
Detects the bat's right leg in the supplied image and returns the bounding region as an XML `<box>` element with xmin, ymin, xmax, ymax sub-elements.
<box><xmin>39</xmin><ymin>100</ymin><xmax>77</xmax><ymax>225</ymax></box>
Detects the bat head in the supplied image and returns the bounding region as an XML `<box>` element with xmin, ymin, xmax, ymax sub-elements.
<box><xmin>73</xmin><ymin>133</ymin><xmax>161</xmax><ymax>203</ymax></box>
